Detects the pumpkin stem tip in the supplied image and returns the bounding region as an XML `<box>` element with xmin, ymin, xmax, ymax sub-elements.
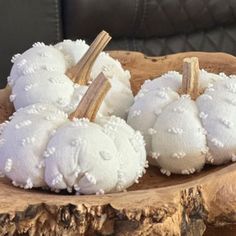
<box><xmin>182</xmin><ymin>57</ymin><xmax>200</xmax><ymax>99</ymax></box>
<box><xmin>69</xmin><ymin>72</ymin><xmax>111</xmax><ymax>121</ymax></box>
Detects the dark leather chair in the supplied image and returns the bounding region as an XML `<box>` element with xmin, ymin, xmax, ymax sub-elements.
<box><xmin>1</xmin><ymin>0</ymin><xmax>236</xmax><ymax>88</ymax></box>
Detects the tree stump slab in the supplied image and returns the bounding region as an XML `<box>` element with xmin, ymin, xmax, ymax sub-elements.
<box><xmin>1</xmin><ymin>51</ymin><xmax>236</xmax><ymax>235</ymax></box>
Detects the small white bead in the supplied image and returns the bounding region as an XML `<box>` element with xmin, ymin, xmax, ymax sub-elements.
<box><xmin>74</xmin><ymin>185</ymin><xmax>80</xmax><ymax>192</ymax></box>
<box><xmin>199</xmin><ymin>112</ymin><xmax>208</xmax><ymax>119</ymax></box>
<box><xmin>17</xmin><ymin>59</ymin><xmax>27</xmax><ymax>68</ymax></box>
<box><xmin>226</xmin><ymin>83</ymin><xmax>236</xmax><ymax>93</ymax></box>
<box><xmin>11</xmin><ymin>53</ymin><xmax>21</xmax><ymax>63</ymax></box>
<box><xmin>129</xmin><ymin>131</ymin><xmax>146</xmax><ymax>152</ymax></box>
<box><xmin>9</xmin><ymin>94</ymin><xmax>16</xmax><ymax>102</ymax></box>
<box><xmin>210</xmin><ymin>138</ymin><xmax>224</xmax><ymax>148</ymax></box>
<box><xmin>71</xmin><ymin>139</ymin><xmax>80</xmax><ymax>147</ymax></box>
<box><xmin>24</xmin><ymin>84</ymin><xmax>34</xmax><ymax>91</ymax></box>
<box><xmin>167</xmin><ymin>127</ymin><xmax>183</xmax><ymax>135</ymax></box>
<box><xmin>160</xmin><ymin>168</ymin><xmax>171</xmax><ymax>176</ymax></box>
<box><xmin>201</xmin><ymin>147</ymin><xmax>209</xmax><ymax>155</ymax></box>
<box><xmin>7</xmin><ymin>76</ymin><xmax>14</xmax><ymax>86</ymax></box>
<box><xmin>207</xmin><ymin>83</ymin><xmax>214</xmax><ymax>88</ymax></box>
<box><xmin>45</xmin><ymin>115</ymin><xmax>58</xmax><ymax>121</ymax></box>
<box><xmin>38</xmin><ymin>51</ymin><xmax>50</xmax><ymax>57</ymax></box>
<box><xmin>181</xmin><ymin>169</ymin><xmax>190</xmax><ymax>175</ymax></box>
<box><xmin>206</xmin><ymin>87</ymin><xmax>215</xmax><ymax>92</ymax></box>
<box><xmin>206</xmin><ymin>152</ymin><xmax>214</xmax><ymax>163</ymax></box>
<box><xmin>21</xmin><ymin>137</ymin><xmax>35</xmax><ymax>146</ymax></box>
<box><xmin>24</xmin><ymin>178</ymin><xmax>33</xmax><ymax>189</ymax></box>
<box><xmin>143</xmin><ymin>79</ymin><xmax>151</xmax><ymax>85</ymax></box>
<box><xmin>12</xmin><ymin>180</ymin><xmax>19</xmax><ymax>187</ymax></box>
<box><xmin>57</xmin><ymin>97</ymin><xmax>68</xmax><ymax>107</ymax></box>
<box><xmin>135</xmin><ymin>92</ymin><xmax>145</xmax><ymax>100</ymax></box>
<box><xmin>85</xmin><ymin>173</ymin><xmax>96</xmax><ymax>185</ymax></box>
<box><xmin>23</xmin><ymin>67</ymin><xmax>35</xmax><ymax>74</ymax></box>
<box><xmin>67</xmin><ymin>187</ymin><xmax>72</xmax><ymax>193</ymax></box>
<box><xmin>15</xmin><ymin>120</ymin><xmax>32</xmax><ymax>129</ymax></box>
<box><xmin>37</xmin><ymin>160</ymin><xmax>45</xmax><ymax>169</ymax></box>
<box><xmin>44</xmin><ymin>146</ymin><xmax>56</xmax><ymax>157</ymax></box>
<box><xmin>74</xmin><ymin>167</ymin><xmax>81</xmax><ymax>178</ymax></box>
<box><xmin>173</xmin><ymin>107</ymin><xmax>185</xmax><ymax>113</ymax></box>
<box><xmin>144</xmin><ymin>160</ymin><xmax>149</xmax><ymax>168</ymax></box>
<box><xmin>172</xmin><ymin>152</ymin><xmax>186</xmax><ymax>159</ymax></box>
<box><xmin>219</xmin><ymin>118</ymin><xmax>234</xmax><ymax>128</ymax></box>
<box><xmin>131</xmin><ymin>110</ymin><xmax>142</xmax><ymax>118</ymax></box>
<box><xmin>52</xmin><ymin>173</ymin><xmax>63</xmax><ymax>186</ymax></box>
<box><xmin>32</xmin><ymin>42</ymin><xmax>46</xmax><ymax>47</ymax></box>
<box><xmin>96</xmin><ymin>189</ymin><xmax>105</xmax><ymax>195</ymax></box>
<box><xmin>150</xmin><ymin>152</ymin><xmax>160</xmax><ymax>160</ymax></box>
<box><xmin>180</xmin><ymin>94</ymin><xmax>191</xmax><ymax>99</ymax></box>
<box><xmin>50</xmin><ymin>129</ymin><xmax>57</xmax><ymax>137</ymax></box>
<box><xmin>148</xmin><ymin>128</ymin><xmax>157</xmax><ymax>135</ymax></box>
<box><xmin>156</xmin><ymin>90</ymin><xmax>168</xmax><ymax>99</ymax></box>
<box><xmin>71</xmin><ymin>119</ymin><xmax>89</xmax><ymax>127</ymax></box>
<box><xmin>4</xmin><ymin>159</ymin><xmax>12</xmax><ymax>173</ymax></box>
<box><xmin>71</xmin><ymin>138</ymin><xmax>86</xmax><ymax>147</ymax></box>
<box><xmin>198</xmin><ymin>127</ymin><xmax>207</xmax><ymax>135</ymax></box>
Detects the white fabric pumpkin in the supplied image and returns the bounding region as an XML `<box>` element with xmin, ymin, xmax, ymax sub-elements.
<box><xmin>0</xmin><ymin>104</ymin><xmax>146</xmax><ymax>194</ymax></box>
<box><xmin>8</xmin><ymin>39</ymin><xmax>133</xmax><ymax>118</ymax></box>
<box><xmin>127</xmin><ymin>69</ymin><xmax>234</xmax><ymax>175</ymax></box>
<box><xmin>0</xmin><ymin>104</ymin><xmax>67</xmax><ymax>188</ymax></box>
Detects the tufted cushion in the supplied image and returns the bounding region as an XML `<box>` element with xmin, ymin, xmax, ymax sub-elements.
<box><xmin>106</xmin><ymin>24</ymin><xmax>236</xmax><ymax>56</ymax></box>
<box><xmin>63</xmin><ymin>0</ymin><xmax>236</xmax><ymax>38</ymax></box>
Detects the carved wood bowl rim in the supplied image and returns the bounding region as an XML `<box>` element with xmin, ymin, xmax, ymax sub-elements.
<box><xmin>0</xmin><ymin>51</ymin><xmax>236</xmax><ymax>230</ymax></box>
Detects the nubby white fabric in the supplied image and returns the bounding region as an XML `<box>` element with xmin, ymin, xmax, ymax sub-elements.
<box><xmin>8</xmin><ymin>40</ymin><xmax>133</xmax><ymax>119</ymax></box>
<box><xmin>0</xmin><ymin>104</ymin><xmax>67</xmax><ymax>188</ymax></box>
<box><xmin>0</xmin><ymin>105</ymin><xmax>147</xmax><ymax>194</ymax></box>
<box><xmin>128</xmin><ymin>70</ymin><xmax>236</xmax><ymax>175</ymax></box>
<box><xmin>45</xmin><ymin>116</ymin><xmax>147</xmax><ymax>194</ymax></box>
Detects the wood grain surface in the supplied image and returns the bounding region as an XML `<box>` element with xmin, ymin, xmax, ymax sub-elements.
<box><xmin>0</xmin><ymin>51</ymin><xmax>236</xmax><ymax>235</ymax></box>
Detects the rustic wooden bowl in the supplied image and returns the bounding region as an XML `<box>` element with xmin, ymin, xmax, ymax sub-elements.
<box><xmin>1</xmin><ymin>51</ymin><xmax>236</xmax><ymax>236</ymax></box>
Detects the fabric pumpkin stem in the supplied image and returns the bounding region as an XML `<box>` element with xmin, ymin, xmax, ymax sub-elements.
<box><xmin>66</xmin><ymin>31</ymin><xmax>111</xmax><ymax>85</ymax></box>
<box><xmin>182</xmin><ymin>57</ymin><xmax>200</xmax><ymax>99</ymax></box>
<box><xmin>69</xmin><ymin>73</ymin><xmax>111</xmax><ymax>121</ymax></box>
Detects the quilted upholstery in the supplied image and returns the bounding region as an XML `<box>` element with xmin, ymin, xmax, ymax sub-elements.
<box><xmin>63</xmin><ymin>0</ymin><xmax>236</xmax><ymax>56</ymax></box>
<box><xmin>64</xmin><ymin>0</ymin><xmax>236</xmax><ymax>38</ymax></box>
<box><xmin>106</xmin><ymin>24</ymin><xmax>236</xmax><ymax>56</ymax></box>
<box><xmin>134</xmin><ymin>0</ymin><xmax>236</xmax><ymax>38</ymax></box>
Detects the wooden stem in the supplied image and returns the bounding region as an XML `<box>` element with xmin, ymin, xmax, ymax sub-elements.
<box><xmin>65</xmin><ymin>31</ymin><xmax>111</xmax><ymax>85</ymax></box>
<box><xmin>69</xmin><ymin>73</ymin><xmax>111</xmax><ymax>121</ymax></box>
<box><xmin>182</xmin><ymin>57</ymin><xmax>200</xmax><ymax>99</ymax></box>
